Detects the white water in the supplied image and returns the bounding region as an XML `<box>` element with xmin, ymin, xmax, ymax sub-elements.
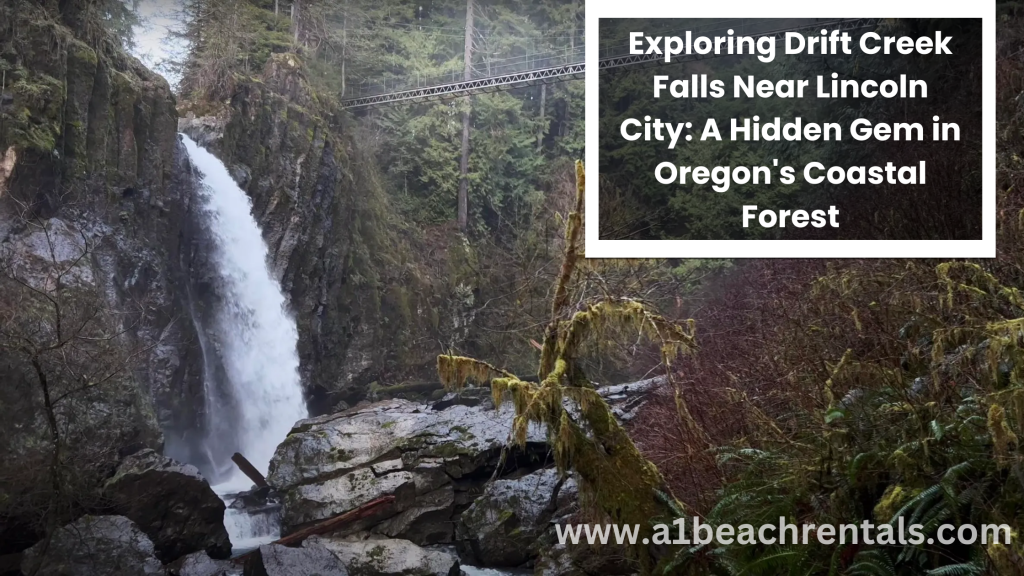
<box><xmin>221</xmin><ymin>506</ymin><xmax>281</xmax><ymax>552</ymax></box>
<box><xmin>181</xmin><ymin>135</ymin><xmax>308</xmax><ymax>549</ymax></box>
<box><xmin>461</xmin><ymin>567</ymin><xmax>530</xmax><ymax>576</ymax></box>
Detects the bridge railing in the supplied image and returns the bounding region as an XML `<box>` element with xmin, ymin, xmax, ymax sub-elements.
<box><xmin>339</xmin><ymin>18</ymin><xmax>880</xmax><ymax>107</ymax></box>
<box><xmin>344</xmin><ymin>43</ymin><xmax>586</xmax><ymax>101</ymax></box>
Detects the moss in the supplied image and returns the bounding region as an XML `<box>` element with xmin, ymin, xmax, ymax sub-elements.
<box><xmin>367</xmin><ymin>544</ymin><xmax>387</xmax><ymax>560</ymax></box>
<box><xmin>430</xmin><ymin>442</ymin><xmax>471</xmax><ymax>458</ymax></box>
<box><xmin>989</xmin><ymin>403</ymin><xmax>1019</xmax><ymax>467</ymax></box>
<box><xmin>873</xmin><ymin>485</ymin><xmax>919</xmax><ymax>523</ymax></box>
<box><xmin>4</xmin><ymin>72</ymin><xmax>64</xmax><ymax>152</ymax></box>
<box><xmin>328</xmin><ymin>447</ymin><xmax>353</xmax><ymax>462</ymax></box>
<box><xmin>987</xmin><ymin>532</ymin><xmax>1023</xmax><ymax>576</ymax></box>
<box><xmin>62</xmin><ymin>39</ymin><xmax>99</xmax><ymax>177</ymax></box>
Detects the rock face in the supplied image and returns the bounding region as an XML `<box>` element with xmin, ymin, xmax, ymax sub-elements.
<box><xmin>178</xmin><ymin>55</ymin><xmax>464</xmax><ymax>412</ymax></box>
<box><xmin>305</xmin><ymin>536</ymin><xmax>459</xmax><ymax>576</ymax></box>
<box><xmin>456</xmin><ymin>469</ymin><xmax>577</xmax><ymax>568</ymax></box>
<box><xmin>0</xmin><ymin>0</ymin><xmax>204</xmax><ymax>553</ymax></box>
<box><xmin>243</xmin><ymin>544</ymin><xmax>347</xmax><ymax>576</ymax></box>
<box><xmin>21</xmin><ymin>515</ymin><xmax>165</xmax><ymax>576</ymax></box>
<box><xmin>268</xmin><ymin>399</ymin><xmax>546</xmax><ymax>536</ymax></box>
<box><xmin>104</xmin><ymin>449</ymin><xmax>232</xmax><ymax>562</ymax></box>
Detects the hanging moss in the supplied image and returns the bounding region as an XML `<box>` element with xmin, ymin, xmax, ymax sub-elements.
<box><xmin>437</xmin><ymin>162</ymin><xmax>695</xmax><ymax>573</ymax></box>
<box><xmin>989</xmin><ymin>403</ymin><xmax>1019</xmax><ymax>467</ymax></box>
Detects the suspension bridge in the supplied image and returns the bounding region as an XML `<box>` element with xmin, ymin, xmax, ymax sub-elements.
<box><xmin>339</xmin><ymin>17</ymin><xmax>881</xmax><ymax>109</ymax></box>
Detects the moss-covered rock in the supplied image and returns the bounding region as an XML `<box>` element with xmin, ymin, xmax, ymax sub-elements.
<box><xmin>0</xmin><ymin>1</ymin><xmax>177</xmax><ymax>202</ymax></box>
<box><xmin>267</xmin><ymin>399</ymin><xmax>547</xmax><ymax>534</ymax></box>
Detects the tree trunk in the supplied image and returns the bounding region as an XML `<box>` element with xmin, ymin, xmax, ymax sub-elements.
<box><xmin>537</xmin><ymin>84</ymin><xmax>547</xmax><ymax>151</ymax></box>
<box><xmin>275</xmin><ymin>0</ymin><xmax>279</xmax><ymax>18</ymax></box>
<box><xmin>571</xmin><ymin>0</ymin><xmax>577</xmax><ymax>51</ymax></box>
<box><xmin>457</xmin><ymin>0</ymin><xmax>474</xmax><ymax>232</ymax></box>
<box><xmin>25</xmin><ymin>356</ymin><xmax>61</xmax><ymax>576</ymax></box>
<box><xmin>292</xmin><ymin>1</ymin><xmax>300</xmax><ymax>45</ymax></box>
<box><xmin>232</xmin><ymin>496</ymin><xmax>395</xmax><ymax>564</ymax></box>
<box><xmin>341</xmin><ymin>10</ymin><xmax>347</xmax><ymax>96</ymax></box>
<box><xmin>231</xmin><ymin>453</ymin><xmax>270</xmax><ymax>488</ymax></box>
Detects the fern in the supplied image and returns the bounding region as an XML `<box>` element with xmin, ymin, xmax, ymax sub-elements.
<box><xmin>924</xmin><ymin>562</ymin><xmax>984</xmax><ymax>576</ymax></box>
<box><xmin>847</xmin><ymin>549</ymin><xmax>896</xmax><ymax>576</ymax></box>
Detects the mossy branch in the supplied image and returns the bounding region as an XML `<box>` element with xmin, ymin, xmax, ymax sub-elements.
<box><xmin>539</xmin><ymin>160</ymin><xmax>585</xmax><ymax>380</ymax></box>
<box><xmin>435</xmin><ymin>161</ymin><xmax>697</xmax><ymax>574</ymax></box>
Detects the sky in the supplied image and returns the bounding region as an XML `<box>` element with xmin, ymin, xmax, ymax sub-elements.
<box><xmin>131</xmin><ymin>0</ymin><xmax>186</xmax><ymax>87</ymax></box>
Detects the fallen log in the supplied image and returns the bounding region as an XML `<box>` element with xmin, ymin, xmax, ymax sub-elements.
<box><xmin>232</xmin><ymin>495</ymin><xmax>395</xmax><ymax>563</ymax></box>
<box><xmin>231</xmin><ymin>452</ymin><xmax>269</xmax><ymax>489</ymax></box>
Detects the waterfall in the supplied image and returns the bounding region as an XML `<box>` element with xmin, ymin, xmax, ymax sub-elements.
<box><xmin>180</xmin><ymin>135</ymin><xmax>308</xmax><ymax>550</ymax></box>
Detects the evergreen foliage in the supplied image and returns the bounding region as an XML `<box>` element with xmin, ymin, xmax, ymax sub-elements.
<box><xmin>176</xmin><ymin>0</ymin><xmax>584</xmax><ymax>235</ymax></box>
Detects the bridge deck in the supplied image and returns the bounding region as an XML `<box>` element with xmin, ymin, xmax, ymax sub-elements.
<box><xmin>339</xmin><ymin>18</ymin><xmax>879</xmax><ymax>109</ymax></box>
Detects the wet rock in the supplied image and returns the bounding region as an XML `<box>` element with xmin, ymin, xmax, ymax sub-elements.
<box><xmin>105</xmin><ymin>449</ymin><xmax>231</xmax><ymax>562</ymax></box>
<box><xmin>167</xmin><ymin>552</ymin><xmax>241</xmax><ymax>576</ymax></box>
<box><xmin>533</xmin><ymin>540</ymin><xmax>633</xmax><ymax>576</ymax></box>
<box><xmin>533</xmin><ymin>544</ymin><xmax>577</xmax><ymax>576</ymax></box>
<box><xmin>429</xmin><ymin>388</ymin><xmax>492</xmax><ymax>411</ymax></box>
<box><xmin>21</xmin><ymin>515</ymin><xmax>165</xmax><ymax>576</ymax></box>
<box><xmin>178</xmin><ymin>115</ymin><xmax>226</xmax><ymax>150</ymax></box>
<box><xmin>306</xmin><ymin>536</ymin><xmax>459</xmax><ymax>576</ymax></box>
<box><xmin>598</xmin><ymin>375</ymin><xmax>667</xmax><ymax>422</ymax></box>
<box><xmin>456</xmin><ymin>469</ymin><xmax>576</xmax><ymax>568</ymax></box>
<box><xmin>268</xmin><ymin>400</ymin><xmax>546</xmax><ymax>535</ymax></box>
<box><xmin>228</xmin><ymin>486</ymin><xmax>279</xmax><ymax>511</ymax></box>
<box><xmin>242</xmin><ymin>544</ymin><xmax>347</xmax><ymax>576</ymax></box>
<box><xmin>374</xmin><ymin>486</ymin><xmax>455</xmax><ymax>545</ymax></box>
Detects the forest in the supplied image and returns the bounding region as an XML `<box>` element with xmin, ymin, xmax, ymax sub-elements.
<box><xmin>0</xmin><ymin>0</ymin><xmax>1021</xmax><ymax>575</ymax></box>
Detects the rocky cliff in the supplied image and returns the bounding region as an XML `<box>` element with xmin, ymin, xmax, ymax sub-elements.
<box><xmin>0</xmin><ymin>0</ymin><xmax>487</xmax><ymax>565</ymax></box>
<box><xmin>0</xmin><ymin>0</ymin><xmax>211</xmax><ymax>551</ymax></box>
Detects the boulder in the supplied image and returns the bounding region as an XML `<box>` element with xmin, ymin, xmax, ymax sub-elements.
<box><xmin>242</xmin><ymin>544</ymin><xmax>347</xmax><ymax>576</ymax></box>
<box><xmin>533</xmin><ymin>541</ymin><xmax>633</xmax><ymax>576</ymax></box>
<box><xmin>167</xmin><ymin>552</ymin><xmax>241</xmax><ymax>576</ymax></box>
<box><xmin>306</xmin><ymin>536</ymin><xmax>459</xmax><ymax>576</ymax></box>
<box><xmin>105</xmin><ymin>449</ymin><xmax>231</xmax><ymax>562</ymax></box>
<box><xmin>597</xmin><ymin>375</ymin><xmax>667</xmax><ymax>422</ymax></box>
<box><xmin>21</xmin><ymin>515</ymin><xmax>165</xmax><ymax>576</ymax></box>
<box><xmin>268</xmin><ymin>400</ymin><xmax>546</xmax><ymax>536</ymax></box>
<box><xmin>267</xmin><ymin>383</ymin><xmax>662</xmax><ymax>565</ymax></box>
<box><xmin>456</xmin><ymin>469</ymin><xmax>576</xmax><ymax>567</ymax></box>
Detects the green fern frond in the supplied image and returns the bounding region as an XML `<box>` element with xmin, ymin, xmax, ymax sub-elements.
<box><xmin>924</xmin><ymin>561</ymin><xmax>984</xmax><ymax>576</ymax></box>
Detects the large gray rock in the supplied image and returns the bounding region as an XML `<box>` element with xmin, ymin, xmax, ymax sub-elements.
<box><xmin>21</xmin><ymin>515</ymin><xmax>165</xmax><ymax>576</ymax></box>
<box><xmin>243</xmin><ymin>544</ymin><xmax>347</xmax><ymax>576</ymax></box>
<box><xmin>105</xmin><ymin>449</ymin><xmax>231</xmax><ymax>562</ymax></box>
<box><xmin>167</xmin><ymin>552</ymin><xmax>241</xmax><ymax>576</ymax></box>
<box><xmin>305</xmin><ymin>536</ymin><xmax>459</xmax><ymax>576</ymax></box>
<box><xmin>456</xmin><ymin>469</ymin><xmax>576</xmax><ymax>568</ymax></box>
<box><xmin>268</xmin><ymin>400</ymin><xmax>546</xmax><ymax>536</ymax></box>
